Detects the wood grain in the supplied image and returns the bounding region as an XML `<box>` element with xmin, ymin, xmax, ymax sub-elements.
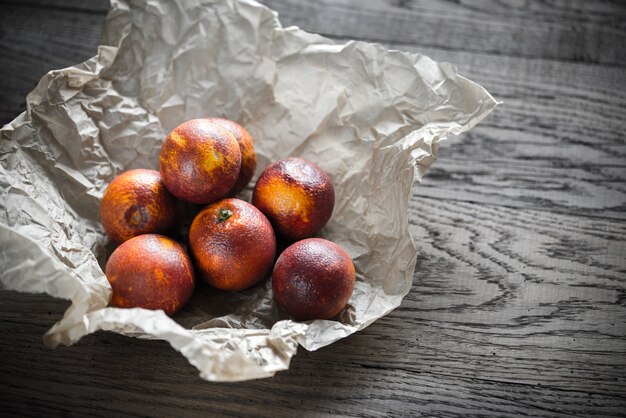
<box><xmin>0</xmin><ymin>4</ymin><xmax>107</xmax><ymax>123</ymax></box>
<box><xmin>260</xmin><ymin>0</ymin><xmax>626</xmax><ymax>65</ymax></box>
<box><xmin>403</xmin><ymin>197</ymin><xmax>626</xmax><ymax>394</ymax></box>
<box><xmin>402</xmin><ymin>44</ymin><xmax>626</xmax><ymax>220</ymax></box>
<box><xmin>1</xmin><ymin>0</ymin><xmax>625</xmax><ymax>416</ymax></box>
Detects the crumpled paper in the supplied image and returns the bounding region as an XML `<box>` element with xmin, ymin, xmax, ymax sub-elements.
<box><xmin>0</xmin><ymin>0</ymin><xmax>497</xmax><ymax>381</ymax></box>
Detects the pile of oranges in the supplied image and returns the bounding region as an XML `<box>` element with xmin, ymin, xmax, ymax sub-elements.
<box><xmin>101</xmin><ymin>118</ymin><xmax>355</xmax><ymax>321</ymax></box>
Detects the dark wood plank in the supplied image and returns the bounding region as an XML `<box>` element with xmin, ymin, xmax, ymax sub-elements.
<box><xmin>401</xmin><ymin>197</ymin><xmax>626</xmax><ymax>394</ymax></box>
<box><xmin>0</xmin><ymin>0</ymin><xmax>110</xmax><ymax>13</ymax></box>
<box><xmin>0</xmin><ymin>4</ymin><xmax>107</xmax><ymax>124</ymax></box>
<box><xmin>10</xmin><ymin>0</ymin><xmax>626</xmax><ymax>66</ymax></box>
<box><xmin>259</xmin><ymin>0</ymin><xmax>626</xmax><ymax>66</ymax></box>
<box><xmin>394</xmin><ymin>44</ymin><xmax>626</xmax><ymax>220</ymax></box>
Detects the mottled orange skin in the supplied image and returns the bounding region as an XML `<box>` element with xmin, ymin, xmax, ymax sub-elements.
<box><xmin>105</xmin><ymin>234</ymin><xmax>195</xmax><ymax>316</ymax></box>
<box><xmin>159</xmin><ymin>119</ymin><xmax>242</xmax><ymax>204</ymax></box>
<box><xmin>206</xmin><ymin>118</ymin><xmax>257</xmax><ymax>195</ymax></box>
<box><xmin>252</xmin><ymin>158</ymin><xmax>334</xmax><ymax>242</ymax></box>
<box><xmin>272</xmin><ymin>238</ymin><xmax>355</xmax><ymax>321</ymax></box>
<box><xmin>100</xmin><ymin>169</ymin><xmax>176</xmax><ymax>245</ymax></box>
<box><xmin>188</xmin><ymin>198</ymin><xmax>276</xmax><ymax>291</ymax></box>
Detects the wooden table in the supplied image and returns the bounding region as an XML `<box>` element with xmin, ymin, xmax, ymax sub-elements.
<box><xmin>1</xmin><ymin>1</ymin><xmax>625</xmax><ymax>416</ymax></box>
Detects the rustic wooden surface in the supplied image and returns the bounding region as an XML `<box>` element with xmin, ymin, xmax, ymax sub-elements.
<box><xmin>1</xmin><ymin>0</ymin><xmax>625</xmax><ymax>416</ymax></box>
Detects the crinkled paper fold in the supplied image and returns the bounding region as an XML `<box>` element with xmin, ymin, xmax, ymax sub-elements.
<box><xmin>0</xmin><ymin>0</ymin><xmax>497</xmax><ymax>381</ymax></box>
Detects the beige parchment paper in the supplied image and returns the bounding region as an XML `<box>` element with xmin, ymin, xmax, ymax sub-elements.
<box><xmin>0</xmin><ymin>0</ymin><xmax>497</xmax><ymax>381</ymax></box>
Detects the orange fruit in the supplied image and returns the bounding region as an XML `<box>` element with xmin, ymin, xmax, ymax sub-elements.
<box><xmin>206</xmin><ymin>118</ymin><xmax>257</xmax><ymax>195</ymax></box>
<box><xmin>272</xmin><ymin>238</ymin><xmax>355</xmax><ymax>321</ymax></box>
<box><xmin>188</xmin><ymin>198</ymin><xmax>276</xmax><ymax>291</ymax></box>
<box><xmin>159</xmin><ymin>119</ymin><xmax>241</xmax><ymax>204</ymax></box>
<box><xmin>100</xmin><ymin>169</ymin><xmax>176</xmax><ymax>245</ymax></box>
<box><xmin>105</xmin><ymin>234</ymin><xmax>195</xmax><ymax>316</ymax></box>
<box><xmin>252</xmin><ymin>158</ymin><xmax>334</xmax><ymax>241</ymax></box>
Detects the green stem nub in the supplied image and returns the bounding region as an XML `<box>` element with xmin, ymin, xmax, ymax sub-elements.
<box><xmin>218</xmin><ymin>208</ymin><xmax>233</xmax><ymax>223</ymax></box>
